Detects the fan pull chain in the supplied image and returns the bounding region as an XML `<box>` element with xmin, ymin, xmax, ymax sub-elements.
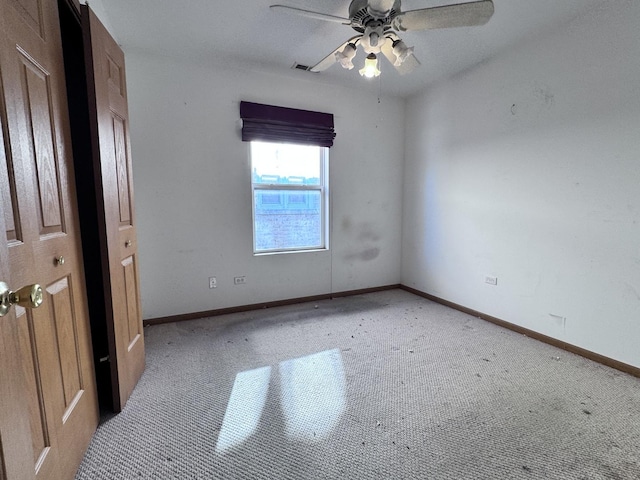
<box><xmin>375</xmin><ymin>66</ymin><xmax>383</xmax><ymax>129</ymax></box>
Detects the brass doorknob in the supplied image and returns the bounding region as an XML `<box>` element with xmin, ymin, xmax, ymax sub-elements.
<box><xmin>0</xmin><ymin>281</ymin><xmax>44</xmax><ymax>317</ymax></box>
<box><xmin>125</xmin><ymin>240</ymin><xmax>132</xmax><ymax>247</ymax></box>
<box><xmin>55</xmin><ymin>256</ymin><xmax>65</xmax><ymax>266</ymax></box>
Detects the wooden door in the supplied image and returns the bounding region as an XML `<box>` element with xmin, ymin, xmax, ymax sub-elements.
<box><xmin>82</xmin><ymin>5</ymin><xmax>145</xmax><ymax>411</ymax></box>
<box><xmin>0</xmin><ymin>0</ymin><xmax>99</xmax><ymax>478</ymax></box>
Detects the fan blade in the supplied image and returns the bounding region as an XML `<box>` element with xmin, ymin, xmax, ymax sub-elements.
<box><xmin>270</xmin><ymin>5</ymin><xmax>351</xmax><ymax>25</ymax></box>
<box><xmin>393</xmin><ymin>0</ymin><xmax>494</xmax><ymax>32</ymax></box>
<box><xmin>380</xmin><ymin>38</ymin><xmax>420</xmax><ymax>75</ymax></box>
<box><xmin>367</xmin><ymin>0</ymin><xmax>397</xmax><ymax>18</ymax></box>
<box><xmin>309</xmin><ymin>36</ymin><xmax>362</xmax><ymax>72</ymax></box>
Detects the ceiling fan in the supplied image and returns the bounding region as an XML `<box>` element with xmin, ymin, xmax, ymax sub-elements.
<box><xmin>270</xmin><ymin>0</ymin><xmax>494</xmax><ymax>78</ymax></box>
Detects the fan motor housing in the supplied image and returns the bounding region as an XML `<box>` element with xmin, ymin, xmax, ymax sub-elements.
<box><xmin>349</xmin><ymin>0</ymin><xmax>400</xmax><ymax>32</ymax></box>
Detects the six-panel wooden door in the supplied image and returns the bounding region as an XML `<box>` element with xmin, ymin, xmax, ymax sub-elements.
<box><xmin>0</xmin><ymin>0</ymin><xmax>99</xmax><ymax>478</ymax></box>
<box><xmin>82</xmin><ymin>5</ymin><xmax>145</xmax><ymax>411</ymax></box>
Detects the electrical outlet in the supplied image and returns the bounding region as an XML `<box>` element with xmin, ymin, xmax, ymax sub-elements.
<box><xmin>209</xmin><ymin>277</ymin><xmax>217</xmax><ymax>289</ymax></box>
<box><xmin>485</xmin><ymin>275</ymin><xmax>498</xmax><ymax>286</ymax></box>
<box><xmin>234</xmin><ymin>276</ymin><xmax>246</xmax><ymax>285</ymax></box>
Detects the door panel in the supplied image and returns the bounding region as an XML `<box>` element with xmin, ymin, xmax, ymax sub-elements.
<box><xmin>0</xmin><ymin>0</ymin><xmax>99</xmax><ymax>478</ymax></box>
<box><xmin>1</xmin><ymin>86</ymin><xmax>20</xmax><ymax>243</ymax></box>
<box><xmin>47</xmin><ymin>276</ymin><xmax>83</xmax><ymax>409</ymax></box>
<box><xmin>23</xmin><ymin>302</ymin><xmax>65</xmax><ymax>476</ymax></box>
<box><xmin>122</xmin><ymin>256</ymin><xmax>141</xmax><ymax>347</ymax></box>
<box><xmin>18</xmin><ymin>53</ymin><xmax>65</xmax><ymax>234</ymax></box>
<box><xmin>1</xmin><ymin>63</ymin><xmax>23</xmax><ymax>246</ymax></box>
<box><xmin>16</xmin><ymin>307</ymin><xmax>50</xmax><ymax>467</ymax></box>
<box><xmin>112</xmin><ymin>114</ymin><xmax>131</xmax><ymax>225</ymax></box>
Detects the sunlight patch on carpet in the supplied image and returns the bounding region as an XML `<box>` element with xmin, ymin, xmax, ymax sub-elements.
<box><xmin>215</xmin><ymin>366</ymin><xmax>272</xmax><ymax>453</ymax></box>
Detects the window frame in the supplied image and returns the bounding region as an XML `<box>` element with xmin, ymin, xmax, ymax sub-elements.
<box><xmin>250</xmin><ymin>142</ymin><xmax>329</xmax><ymax>255</ymax></box>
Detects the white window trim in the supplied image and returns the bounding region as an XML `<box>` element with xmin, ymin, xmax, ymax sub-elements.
<box><xmin>251</xmin><ymin>145</ymin><xmax>329</xmax><ymax>255</ymax></box>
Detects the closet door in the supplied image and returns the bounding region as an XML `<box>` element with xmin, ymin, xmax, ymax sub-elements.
<box><xmin>82</xmin><ymin>5</ymin><xmax>145</xmax><ymax>411</ymax></box>
<box><xmin>0</xmin><ymin>0</ymin><xmax>98</xmax><ymax>478</ymax></box>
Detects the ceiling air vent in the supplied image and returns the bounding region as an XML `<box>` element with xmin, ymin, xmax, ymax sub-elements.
<box><xmin>291</xmin><ymin>62</ymin><xmax>312</xmax><ymax>72</ymax></box>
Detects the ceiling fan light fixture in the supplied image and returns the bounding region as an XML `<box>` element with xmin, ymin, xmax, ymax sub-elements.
<box><xmin>361</xmin><ymin>24</ymin><xmax>385</xmax><ymax>53</ymax></box>
<box><xmin>280</xmin><ymin>0</ymin><xmax>496</xmax><ymax>77</ymax></box>
<box><xmin>359</xmin><ymin>53</ymin><xmax>381</xmax><ymax>78</ymax></box>
<box><xmin>335</xmin><ymin>43</ymin><xmax>358</xmax><ymax>70</ymax></box>
<box><xmin>392</xmin><ymin>39</ymin><xmax>414</xmax><ymax>66</ymax></box>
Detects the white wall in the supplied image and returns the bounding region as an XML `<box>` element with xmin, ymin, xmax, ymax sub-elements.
<box><xmin>402</xmin><ymin>1</ymin><xmax>640</xmax><ymax>368</ymax></box>
<box><xmin>125</xmin><ymin>52</ymin><xmax>404</xmax><ymax>319</ymax></box>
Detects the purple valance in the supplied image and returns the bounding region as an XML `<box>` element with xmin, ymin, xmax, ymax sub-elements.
<box><xmin>240</xmin><ymin>101</ymin><xmax>336</xmax><ymax>147</ymax></box>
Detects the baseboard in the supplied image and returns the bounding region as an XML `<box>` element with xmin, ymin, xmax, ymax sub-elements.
<box><xmin>143</xmin><ymin>284</ymin><xmax>401</xmax><ymax>326</ymax></box>
<box><xmin>400</xmin><ymin>285</ymin><xmax>640</xmax><ymax>379</ymax></box>
<box><xmin>144</xmin><ymin>283</ymin><xmax>640</xmax><ymax>379</ymax></box>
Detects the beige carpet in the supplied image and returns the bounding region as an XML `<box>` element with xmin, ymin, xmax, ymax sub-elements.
<box><xmin>75</xmin><ymin>289</ymin><xmax>640</xmax><ymax>479</ymax></box>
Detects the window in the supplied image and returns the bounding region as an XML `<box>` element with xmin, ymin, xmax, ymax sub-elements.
<box><xmin>240</xmin><ymin>101</ymin><xmax>335</xmax><ymax>254</ymax></box>
<box><xmin>251</xmin><ymin>141</ymin><xmax>328</xmax><ymax>254</ymax></box>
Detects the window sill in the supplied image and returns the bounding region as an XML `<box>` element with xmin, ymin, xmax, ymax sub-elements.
<box><xmin>254</xmin><ymin>247</ymin><xmax>329</xmax><ymax>257</ymax></box>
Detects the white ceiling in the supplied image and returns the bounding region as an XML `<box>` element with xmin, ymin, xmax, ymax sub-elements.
<box><xmin>95</xmin><ymin>0</ymin><xmax>606</xmax><ymax>98</ymax></box>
